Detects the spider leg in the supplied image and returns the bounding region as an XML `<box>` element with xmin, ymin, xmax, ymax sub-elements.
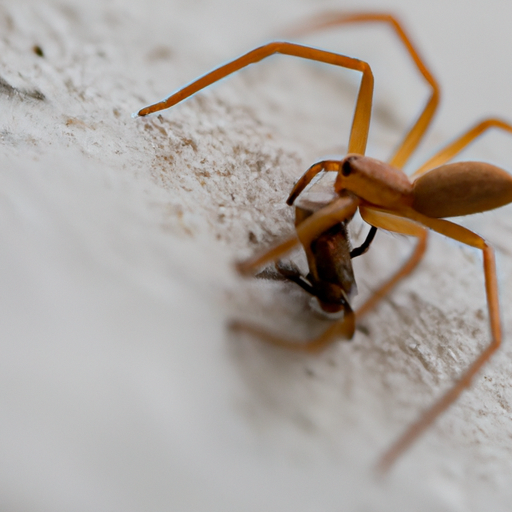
<box><xmin>138</xmin><ymin>42</ymin><xmax>373</xmax><ymax>155</ymax></box>
<box><xmin>356</xmin><ymin>207</ymin><xmax>427</xmax><ymax>319</ymax></box>
<box><xmin>371</xmin><ymin>207</ymin><xmax>501</xmax><ymax>472</ymax></box>
<box><xmin>412</xmin><ymin>118</ymin><xmax>512</xmax><ymax>177</ymax></box>
<box><xmin>286</xmin><ymin>12</ymin><xmax>439</xmax><ymax>169</ymax></box>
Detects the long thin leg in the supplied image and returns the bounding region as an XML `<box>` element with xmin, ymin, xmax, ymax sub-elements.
<box><xmin>371</xmin><ymin>206</ymin><xmax>501</xmax><ymax>472</ymax></box>
<box><xmin>138</xmin><ymin>42</ymin><xmax>374</xmax><ymax>155</ymax></box>
<box><xmin>286</xmin><ymin>12</ymin><xmax>440</xmax><ymax>169</ymax></box>
<box><xmin>412</xmin><ymin>118</ymin><xmax>512</xmax><ymax>177</ymax></box>
<box><xmin>357</xmin><ymin>207</ymin><xmax>428</xmax><ymax>319</ymax></box>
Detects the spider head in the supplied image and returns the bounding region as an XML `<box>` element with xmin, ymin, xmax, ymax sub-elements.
<box><xmin>334</xmin><ymin>154</ymin><xmax>413</xmax><ymax>208</ymax></box>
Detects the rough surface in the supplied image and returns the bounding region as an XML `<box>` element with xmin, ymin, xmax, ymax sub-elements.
<box><xmin>2</xmin><ymin>1</ymin><xmax>512</xmax><ymax>511</ymax></box>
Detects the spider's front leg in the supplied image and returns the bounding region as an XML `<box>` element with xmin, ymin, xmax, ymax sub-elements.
<box><xmin>137</xmin><ymin>41</ymin><xmax>374</xmax><ymax>155</ymax></box>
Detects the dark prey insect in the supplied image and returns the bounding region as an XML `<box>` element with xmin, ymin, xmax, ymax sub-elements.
<box><xmin>137</xmin><ymin>12</ymin><xmax>512</xmax><ymax>472</ymax></box>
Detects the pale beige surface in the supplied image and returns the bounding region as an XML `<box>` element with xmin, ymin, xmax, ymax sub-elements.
<box><xmin>2</xmin><ymin>1</ymin><xmax>512</xmax><ymax>511</ymax></box>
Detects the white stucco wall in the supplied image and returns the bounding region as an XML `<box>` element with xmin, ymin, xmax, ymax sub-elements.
<box><xmin>2</xmin><ymin>1</ymin><xmax>512</xmax><ymax>511</ymax></box>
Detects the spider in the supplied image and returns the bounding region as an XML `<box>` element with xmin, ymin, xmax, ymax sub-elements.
<box><xmin>137</xmin><ymin>12</ymin><xmax>512</xmax><ymax>472</ymax></box>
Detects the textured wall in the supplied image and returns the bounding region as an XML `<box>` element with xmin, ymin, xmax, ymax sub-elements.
<box><xmin>2</xmin><ymin>1</ymin><xmax>512</xmax><ymax>511</ymax></box>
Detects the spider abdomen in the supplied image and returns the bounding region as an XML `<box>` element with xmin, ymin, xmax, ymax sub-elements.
<box><xmin>412</xmin><ymin>161</ymin><xmax>512</xmax><ymax>218</ymax></box>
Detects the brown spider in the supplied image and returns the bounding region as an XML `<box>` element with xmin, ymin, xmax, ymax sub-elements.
<box><xmin>137</xmin><ymin>12</ymin><xmax>512</xmax><ymax>472</ymax></box>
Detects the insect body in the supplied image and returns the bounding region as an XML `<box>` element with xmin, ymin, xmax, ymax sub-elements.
<box><xmin>272</xmin><ymin>166</ymin><xmax>378</xmax><ymax>339</ymax></box>
<box><xmin>137</xmin><ymin>12</ymin><xmax>512</xmax><ymax>471</ymax></box>
<box><xmin>280</xmin><ymin>189</ymin><xmax>358</xmax><ymax>317</ymax></box>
